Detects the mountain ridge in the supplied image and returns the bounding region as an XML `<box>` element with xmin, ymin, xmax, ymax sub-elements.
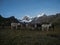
<box><xmin>0</xmin><ymin>13</ymin><xmax>60</xmax><ymax>26</ymax></box>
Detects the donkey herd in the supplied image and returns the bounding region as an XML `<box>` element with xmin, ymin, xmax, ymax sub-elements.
<box><xmin>11</xmin><ymin>22</ymin><xmax>54</xmax><ymax>31</ymax></box>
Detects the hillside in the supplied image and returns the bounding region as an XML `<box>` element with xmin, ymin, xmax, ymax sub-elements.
<box><xmin>31</xmin><ymin>13</ymin><xmax>60</xmax><ymax>25</ymax></box>
<box><xmin>0</xmin><ymin>15</ymin><xmax>19</xmax><ymax>26</ymax></box>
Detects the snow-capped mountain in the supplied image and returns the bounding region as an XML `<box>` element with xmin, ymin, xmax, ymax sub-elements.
<box><xmin>31</xmin><ymin>13</ymin><xmax>47</xmax><ymax>24</ymax></box>
<box><xmin>20</xmin><ymin>16</ymin><xmax>33</xmax><ymax>23</ymax></box>
<box><xmin>37</xmin><ymin>13</ymin><xmax>45</xmax><ymax>17</ymax></box>
<box><xmin>31</xmin><ymin>13</ymin><xmax>46</xmax><ymax>22</ymax></box>
<box><xmin>19</xmin><ymin>13</ymin><xmax>46</xmax><ymax>23</ymax></box>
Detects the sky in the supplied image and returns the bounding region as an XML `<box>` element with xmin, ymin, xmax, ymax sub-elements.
<box><xmin>0</xmin><ymin>0</ymin><xmax>60</xmax><ymax>19</ymax></box>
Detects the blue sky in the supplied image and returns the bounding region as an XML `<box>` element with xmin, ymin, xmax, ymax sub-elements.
<box><xmin>0</xmin><ymin>0</ymin><xmax>60</xmax><ymax>19</ymax></box>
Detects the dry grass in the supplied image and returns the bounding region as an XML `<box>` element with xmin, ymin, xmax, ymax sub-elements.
<box><xmin>0</xmin><ymin>26</ymin><xmax>60</xmax><ymax>45</ymax></box>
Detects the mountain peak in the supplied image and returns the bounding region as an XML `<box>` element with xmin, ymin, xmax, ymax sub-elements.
<box><xmin>22</xmin><ymin>16</ymin><xmax>30</xmax><ymax>21</ymax></box>
<box><xmin>37</xmin><ymin>13</ymin><xmax>45</xmax><ymax>17</ymax></box>
<box><xmin>20</xmin><ymin>16</ymin><xmax>32</xmax><ymax>23</ymax></box>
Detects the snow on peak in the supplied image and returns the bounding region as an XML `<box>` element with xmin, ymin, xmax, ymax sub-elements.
<box><xmin>19</xmin><ymin>13</ymin><xmax>46</xmax><ymax>23</ymax></box>
<box><xmin>37</xmin><ymin>13</ymin><xmax>45</xmax><ymax>17</ymax></box>
<box><xmin>20</xmin><ymin>15</ymin><xmax>32</xmax><ymax>23</ymax></box>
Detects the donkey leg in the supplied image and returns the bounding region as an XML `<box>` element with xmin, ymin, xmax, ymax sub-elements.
<box><xmin>16</xmin><ymin>25</ymin><xmax>17</xmax><ymax>29</ymax></box>
<box><xmin>42</xmin><ymin>27</ymin><xmax>44</xmax><ymax>31</ymax></box>
<box><xmin>11</xmin><ymin>26</ymin><xmax>13</xmax><ymax>29</ymax></box>
<box><xmin>47</xmin><ymin>27</ymin><xmax>49</xmax><ymax>31</ymax></box>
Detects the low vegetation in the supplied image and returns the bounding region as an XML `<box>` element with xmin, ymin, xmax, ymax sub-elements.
<box><xmin>0</xmin><ymin>25</ymin><xmax>60</xmax><ymax>45</ymax></box>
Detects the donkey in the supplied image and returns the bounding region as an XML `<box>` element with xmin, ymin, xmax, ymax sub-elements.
<box><xmin>42</xmin><ymin>23</ymin><xmax>54</xmax><ymax>31</ymax></box>
<box><xmin>11</xmin><ymin>23</ymin><xmax>21</xmax><ymax>29</ymax></box>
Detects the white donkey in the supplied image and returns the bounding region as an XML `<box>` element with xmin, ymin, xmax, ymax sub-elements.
<box><xmin>11</xmin><ymin>23</ymin><xmax>20</xmax><ymax>29</ymax></box>
<box><xmin>42</xmin><ymin>23</ymin><xmax>52</xmax><ymax>31</ymax></box>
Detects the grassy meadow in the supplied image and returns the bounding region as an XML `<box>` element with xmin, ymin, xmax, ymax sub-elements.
<box><xmin>0</xmin><ymin>25</ymin><xmax>60</xmax><ymax>45</ymax></box>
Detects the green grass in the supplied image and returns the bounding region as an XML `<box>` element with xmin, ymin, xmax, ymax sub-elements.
<box><xmin>0</xmin><ymin>26</ymin><xmax>60</xmax><ymax>45</ymax></box>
